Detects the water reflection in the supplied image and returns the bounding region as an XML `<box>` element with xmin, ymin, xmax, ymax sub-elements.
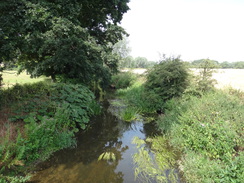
<box><xmin>29</xmin><ymin>100</ymin><xmax>159</xmax><ymax>183</ymax></box>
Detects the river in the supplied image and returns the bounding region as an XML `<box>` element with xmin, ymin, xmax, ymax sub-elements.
<box><xmin>29</xmin><ymin>99</ymin><xmax>179</xmax><ymax>183</ymax></box>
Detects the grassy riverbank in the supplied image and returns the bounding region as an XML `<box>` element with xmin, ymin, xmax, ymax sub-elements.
<box><xmin>0</xmin><ymin>81</ymin><xmax>100</xmax><ymax>182</ymax></box>
<box><xmin>114</xmin><ymin>60</ymin><xmax>244</xmax><ymax>182</ymax></box>
<box><xmin>159</xmin><ymin>89</ymin><xmax>244</xmax><ymax>182</ymax></box>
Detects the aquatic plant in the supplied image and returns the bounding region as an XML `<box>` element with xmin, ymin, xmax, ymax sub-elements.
<box><xmin>132</xmin><ymin>136</ymin><xmax>178</xmax><ymax>183</ymax></box>
<box><xmin>98</xmin><ymin>152</ymin><xmax>116</xmax><ymax>162</ymax></box>
<box><xmin>120</xmin><ymin>107</ymin><xmax>139</xmax><ymax>122</ymax></box>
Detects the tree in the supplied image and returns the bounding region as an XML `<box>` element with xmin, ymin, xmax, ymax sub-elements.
<box><xmin>113</xmin><ymin>36</ymin><xmax>131</xmax><ymax>58</ymax></box>
<box><xmin>134</xmin><ymin>57</ymin><xmax>148</xmax><ymax>68</ymax></box>
<box><xmin>196</xmin><ymin>58</ymin><xmax>217</xmax><ymax>92</ymax></box>
<box><xmin>234</xmin><ymin>61</ymin><xmax>244</xmax><ymax>69</ymax></box>
<box><xmin>0</xmin><ymin>0</ymin><xmax>130</xmax><ymax>86</ymax></box>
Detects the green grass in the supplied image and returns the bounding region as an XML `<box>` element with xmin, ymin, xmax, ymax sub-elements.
<box><xmin>157</xmin><ymin>89</ymin><xmax>244</xmax><ymax>182</ymax></box>
<box><xmin>2</xmin><ymin>70</ymin><xmax>48</xmax><ymax>88</ymax></box>
<box><xmin>120</xmin><ymin>107</ymin><xmax>138</xmax><ymax>122</ymax></box>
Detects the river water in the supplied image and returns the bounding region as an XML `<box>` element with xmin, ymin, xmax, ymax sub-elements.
<box><xmin>29</xmin><ymin>100</ymin><xmax>176</xmax><ymax>183</ymax></box>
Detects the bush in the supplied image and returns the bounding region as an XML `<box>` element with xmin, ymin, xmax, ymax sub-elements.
<box><xmin>51</xmin><ymin>83</ymin><xmax>99</xmax><ymax>129</ymax></box>
<box><xmin>144</xmin><ymin>55</ymin><xmax>189</xmax><ymax>105</ymax></box>
<box><xmin>0</xmin><ymin>82</ymin><xmax>101</xmax><ymax>182</ymax></box>
<box><xmin>117</xmin><ymin>79</ymin><xmax>162</xmax><ymax>113</ymax></box>
<box><xmin>157</xmin><ymin>90</ymin><xmax>244</xmax><ymax>182</ymax></box>
<box><xmin>111</xmin><ymin>72</ymin><xmax>137</xmax><ymax>89</ymax></box>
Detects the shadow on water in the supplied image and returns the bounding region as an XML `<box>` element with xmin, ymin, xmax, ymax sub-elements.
<box><xmin>29</xmin><ymin>100</ymin><xmax>178</xmax><ymax>183</ymax></box>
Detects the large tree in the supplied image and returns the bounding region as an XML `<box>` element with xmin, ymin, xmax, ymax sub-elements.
<box><xmin>0</xmin><ymin>0</ymin><xmax>129</xmax><ymax>86</ymax></box>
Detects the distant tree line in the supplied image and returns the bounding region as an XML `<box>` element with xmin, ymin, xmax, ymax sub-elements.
<box><xmin>188</xmin><ymin>59</ymin><xmax>244</xmax><ymax>69</ymax></box>
<box><xmin>119</xmin><ymin>56</ymin><xmax>156</xmax><ymax>68</ymax></box>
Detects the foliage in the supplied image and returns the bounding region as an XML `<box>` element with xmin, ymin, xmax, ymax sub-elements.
<box><xmin>116</xmin><ymin>79</ymin><xmax>162</xmax><ymax>113</ymax></box>
<box><xmin>157</xmin><ymin>89</ymin><xmax>244</xmax><ymax>182</ymax></box>
<box><xmin>0</xmin><ymin>82</ymin><xmax>52</xmax><ymax>109</ymax></box>
<box><xmin>144</xmin><ymin>55</ymin><xmax>189</xmax><ymax>105</ymax></box>
<box><xmin>98</xmin><ymin>152</ymin><xmax>116</xmax><ymax>162</ymax></box>
<box><xmin>111</xmin><ymin>72</ymin><xmax>137</xmax><ymax>89</ymax></box>
<box><xmin>189</xmin><ymin>59</ymin><xmax>244</xmax><ymax>69</ymax></box>
<box><xmin>112</xmin><ymin>36</ymin><xmax>131</xmax><ymax>59</ymax></box>
<box><xmin>119</xmin><ymin>107</ymin><xmax>138</xmax><ymax>122</ymax></box>
<box><xmin>119</xmin><ymin>56</ymin><xmax>156</xmax><ymax>69</ymax></box>
<box><xmin>132</xmin><ymin>136</ymin><xmax>178</xmax><ymax>183</ymax></box>
<box><xmin>0</xmin><ymin>81</ymin><xmax>101</xmax><ymax>182</ymax></box>
<box><xmin>23</xmin><ymin>107</ymin><xmax>77</xmax><ymax>161</ymax></box>
<box><xmin>195</xmin><ymin>59</ymin><xmax>217</xmax><ymax>92</ymax></box>
<box><xmin>0</xmin><ymin>0</ymin><xmax>129</xmax><ymax>86</ymax></box>
<box><xmin>51</xmin><ymin>83</ymin><xmax>100</xmax><ymax>129</ymax></box>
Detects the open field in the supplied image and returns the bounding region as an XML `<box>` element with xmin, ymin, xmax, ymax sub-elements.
<box><xmin>212</xmin><ymin>69</ymin><xmax>244</xmax><ymax>91</ymax></box>
<box><xmin>1</xmin><ymin>70</ymin><xmax>48</xmax><ymax>88</ymax></box>
<box><xmin>191</xmin><ymin>69</ymin><xmax>244</xmax><ymax>91</ymax></box>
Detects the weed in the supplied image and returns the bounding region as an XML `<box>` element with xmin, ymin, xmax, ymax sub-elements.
<box><xmin>157</xmin><ymin>90</ymin><xmax>244</xmax><ymax>182</ymax></box>
<box><xmin>111</xmin><ymin>72</ymin><xmax>137</xmax><ymax>89</ymax></box>
<box><xmin>132</xmin><ymin>136</ymin><xmax>178</xmax><ymax>183</ymax></box>
<box><xmin>120</xmin><ymin>107</ymin><xmax>138</xmax><ymax>122</ymax></box>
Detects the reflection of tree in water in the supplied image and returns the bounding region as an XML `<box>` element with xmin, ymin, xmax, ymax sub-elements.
<box><xmin>31</xmin><ymin>100</ymin><xmax>131</xmax><ymax>183</ymax></box>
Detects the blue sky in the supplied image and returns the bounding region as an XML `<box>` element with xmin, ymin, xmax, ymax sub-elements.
<box><xmin>121</xmin><ymin>0</ymin><xmax>244</xmax><ymax>62</ymax></box>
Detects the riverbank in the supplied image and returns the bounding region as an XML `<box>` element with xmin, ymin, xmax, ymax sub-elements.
<box><xmin>0</xmin><ymin>82</ymin><xmax>100</xmax><ymax>182</ymax></box>
<box><xmin>115</xmin><ymin>69</ymin><xmax>244</xmax><ymax>182</ymax></box>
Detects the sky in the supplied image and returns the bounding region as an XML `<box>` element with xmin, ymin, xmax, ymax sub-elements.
<box><xmin>121</xmin><ymin>0</ymin><xmax>244</xmax><ymax>62</ymax></box>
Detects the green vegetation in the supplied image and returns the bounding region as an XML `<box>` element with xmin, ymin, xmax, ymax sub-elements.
<box><xmin>116</xmin><ymin>56</ymin><xmax>189</xmax><ymax>114</ymax></box>
<box><xmin>0</xmin><ymin>0</ymin><xmax>129</xmax><ymax>87</ymax></box>
<box><xmin>0</xmin><ymin>1</ymin><xmax>243</xmax><ymax>182</ymax></box>
<box><xmin>193</xmin><ymin>59</ymin><xmax>217</xmax><ymax>92</ymax></box>
<box><xmin>115</xmin><ymin>55</ymin><xmax>243</xmax><ymax>182</ymax></box>
<box><xmin>132</xmin><ymin>136</ymin><xmax>179</xmax><ymax>183</ymax></box>
<box><xmin>0</xmin><ymin>82</ymin><xmax>100</xmax><ymax>182</ymax></box>
<box><xmin>118</xmin><ymin>56</ymin><xmax>156</xmax><ymax>69</ymax></box>
<box><xmin>189</xmin><ymin>59</ymin><xmax>244</xmax><ymax>69</ymax></box>
<box><xmin>145</xmin><ymin>55</ymin><xmax>189</xmax><ymax>104</ymax></box>
<box><xmin>111</xmin><ymin>72</ymin><xmax>137</xmax><ymax>89</ymax></box>
<box><xmin>119</xmin><ymin>107</ymin><xmax>139</xmax><ymax>122</ymax></box>
<box><xmin>1</xmin><ymin>71</ymin><xmax>47</xmax><ymax>88</ymax></box>
<box><xmin>0</xmin><ymin>1</ymin><xmax>130</xmax><ymax>180</ymax></box>
<box><xmin>158</xmin><ymin>90</ymin><xmax>244</xmax><ymax>182</ymax></box>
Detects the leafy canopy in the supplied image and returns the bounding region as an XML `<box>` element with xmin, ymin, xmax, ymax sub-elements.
<box><xmin>0</xmin><ymin>0</ymin><xmax>129</xmax><ymax>86</ymax></box>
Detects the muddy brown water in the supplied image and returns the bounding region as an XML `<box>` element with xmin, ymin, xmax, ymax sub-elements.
<box><xmin>29</xmin><ymin>100</ymin><xmax>179</xmax><ymax>183</ymax></box>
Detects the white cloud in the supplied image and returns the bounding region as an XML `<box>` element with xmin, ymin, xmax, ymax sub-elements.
<box><xmin>121</xmin><ymin>0</ymin><xmax>244</xmax><ymax>62</ymax></box>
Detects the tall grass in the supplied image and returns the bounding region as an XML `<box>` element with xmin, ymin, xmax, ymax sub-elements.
<box><xmin>111</xmin><ymin>72</ymin><xmax>137</xmax><ymax>89</ymax></box>
<box><xmin>157</xmin><ymin>89</ymin><xmax>244</xmax><ymax>182</ymax></box>
<box><xmin>117</xmin><ymin>78</ymin><xmax>162</xmax><ymax>113</ymax></box>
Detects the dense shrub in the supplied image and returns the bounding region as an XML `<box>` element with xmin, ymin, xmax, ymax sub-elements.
<box><xmin>111</xmin><ymin>72</ymin><xmax>137</xmax><ymax>89</ymax></box>
<box><xmin>0</xmin><ymin>82</ymin><xmax>52</xmax><ymax>109</ymax></box>
<box><xmin>144</xmin><ymin>56</ymin><xmax>189</xmax><ymax>105</ymax></box>
<box><xmin>157</xmin><ymin>90</ymin><xmax>244</xmax><ymax>182</ymax></box>
<box><xmin>50</xmin><ymin>83</ymin><xmax>100</xmax><ymax>129</ymax></box>
<box><xmin>117</xmin><ymin>79</ymin><xmax>162</xmax><ymax>113</ymax></box>
<box><xmin>0</xmin><ymin>82</ymin><xmax>100</xmax><ymax>182</ymax></box>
